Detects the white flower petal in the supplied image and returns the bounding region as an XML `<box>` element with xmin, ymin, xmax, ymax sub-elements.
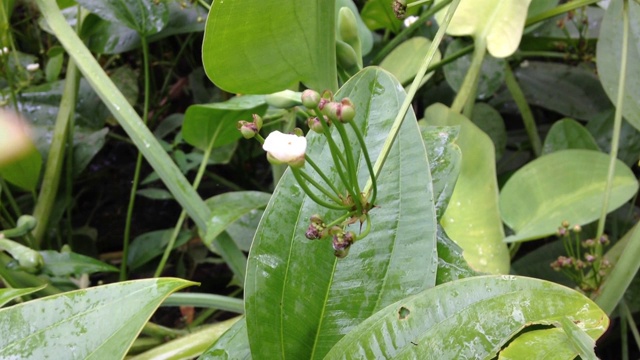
<box><xmin>262</xmin><ymin>131</ymin><xmax>307</xmax><ymax>165</ymax></box>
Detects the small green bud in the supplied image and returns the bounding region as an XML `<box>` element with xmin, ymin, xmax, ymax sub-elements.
<box><xmin>339</xmin><ymin>98</ymin><xmax>356</xmax><ymax>122</ymax></box>
<box><xmin>335</xmin><ymin>40</ymin><xmax>360</xmax><ymax>75</ymax></box>
<box><xmin>237</xmin><ymin>120</ymin><xmax>258</xmax><ymax>139</ymax></box>
<box><xmin>292</xmin><ymin>128</ymin><xmax>304</xmax><ymax>137</ymax></box>
<box><xmin>301</xmin><ymin>89</ymin><xmax>321</xmax><ymax>109</ymax></box>
<box><xmin>338</xmin><ymin>7</ymin><xmax>359</xmax><ymax>48</ymax></box>
<box><xmin>264</xmin><ymin>90</ymin><xmax>302</xmax><ymax>109</ymax></box>
<box><xmin>16</xmin><ymin>215</ymin><xmax>36</xmax><ymax>231</ymax></box>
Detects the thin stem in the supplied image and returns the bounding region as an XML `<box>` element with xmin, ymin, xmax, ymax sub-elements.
<box><xmin>0</xmin><ymin>178</ymin><xmax>22</xmax><ymax>221</ymax></box>
<box><xmin>595</xmin><ymin>0</ymin><xmax>629</xmax><ymax>251</ymax></box>
<box><xmin>372</xmin><ymin>0</ymin><xmax>452</xmax><ymax>65</ymax></box>
<box><xmin>297</xmin><ymin>169</ymin><xmax>344</xmax><ymax>205</ymax></box>
<box><xmin>32</xmin><ymin>39</ymin><xmax>81</xmax><ymax>248</ymax></box>
<box><xmin>503</xmin><ymin>63</ymin><xmax>542</xmax><ymax>157</ymax></box>
<box><xmin>312</xmin><ymin>110</ymin><xmax>358</xmax><ymax>205</ymax></box>
<box><xmin>621</xmin><ymin>300</ymin><xmax>640</xmax><ymax>353</ymax></box>
<box><xmin>304</xmin><ymin>155</ymin><xmax>343</xmax><ymax>198</ymax></box>
<box><xmin>525</xmin><ymin>0</ymin><xmax>599</xmax><ymax>27</ymax></box>
<box><xmin>332</xmin><ymin>120</ymin><xmax>363</xmax><ymax>213</ymax></box>
<box><xmin>162</xmin><ymin>293</ymin><xmax>244</xmax><ymax>314</ymax></box>
<box><xmin>291</xmin><ymin>168</ymin><xmax>350</xmax><ymax>211</ymax></box>
<box><xmin>363</xmin><ymin>0</ymin><xmax>461</xmax><ymax>196</ymax></box>
<box><xmin>451</xmin><ymin>38</ymin><xmax>486</xmax><ymax>114</ymax></box>
<box><xmin>120</xmin><ymin>35</ymin><xmax>152</xmax><ymax>281</ymax></box>
<box><xmin>346</xmin><ymin>119</ymin><xmax>377</xmax><ymax>206</ymax></box>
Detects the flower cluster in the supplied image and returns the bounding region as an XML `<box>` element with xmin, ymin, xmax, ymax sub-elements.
<box><xmin>550</xmin><ymin>221</ymin><xmax>611</xmax><ymax>294</ymax></box>
<box><xmin>237</xmin><ymin>89</ymin><xmax>377</xmax><ymax>258</ymax></box>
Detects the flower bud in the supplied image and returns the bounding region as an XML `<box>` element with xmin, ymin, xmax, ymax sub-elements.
<box><xmin>339</xmin><ymin>98</ymin><xmax>356</xmax><ymax>122</ymax></box>
<box><xmin>252</xmin><ymin>114</ymin><xmax>263</xmax><ymax>131</ymax></box>
<box><xmin>572</xmin><ymin>224</ymin><xmax>581</xmax><ymax>233</ymax></box>
<box><xmin>585</xmin><ymin>254</ymin><xmax>596</xmax><ymax>263</ymax></box>
<box><xmin>334</xmin><ymin>246</ymin><xmax>350</xmax><ymax>258</ymax></box>
<box><xmin>599</xmin><ymin>234</ymin><xmax>610</xmax><ymax>246</ymax></box>
<box><xmin>581</xmin><ymin>239</ymin><xmax>595</xmax><ymax>248</ymax></box>
<box><xmin>338</xmin><ymin>7</ymin><xmax>359</xmax><ymax>49</ymax></box>
<box><xmin>262</xmin><ymin>130</ymin><xmax>306</xmax><ymax>168</ymax></box>
<box><xmin>308</xmin><ymin>117</ymin><xmax>324</xmax><ymax>134</ymax></box>
<box><xmin>301</xmin><ymin>89</ymin><xmax>321</xmax><ymax>109</ymax></box>
<box><xmin>561</xmin><ymin>220</ymin><xmax>570</xmax><ymax>228</ymax></box>
<box><xmin>237</xmin><ymin>120</ymin><xmax>258</xmax><ymax>139</ymax></box>
<box><xmin>323</xmin><ymin>102</ymin><xmax>341</xmax><ymax>122</ymax></box>
<box><xmin>392</xmin><ymin>0</ymin><xmax>407</xmax><ymax>19</ymax></box>
<box><xmin>292</xmin><ymin>127</ymin><xmax>304</xmax><ymax>137</ymax></box>
<box><xmin>26</xmin><ymin>63</ymin><xmax>39</xmax><ymax>72</ymax></box>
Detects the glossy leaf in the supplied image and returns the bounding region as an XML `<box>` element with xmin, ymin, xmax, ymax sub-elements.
<box><xmin>182</xmin><ymin>96</ymin><xmax>268</xmax><ymax>151</ymax></box>
<box><xmin>136</xmin><ymin>188</ymin><xmax>174</xmax><ymax>200</ymax></box>
<box><xmin>76</xmin><ymin>0</ymin><xmax>168</xmax><ymax>36</ymax></box>
<box><xmin>597</xmin><ymin>0</ymin><xmax>640</xmax><ymax>131</ymax></box>
<box><xmin>0</xmin><ymin>285</ymin><xmax>46</xmax><ymax>308</ymax></box>
<box><xmin>418</xmin><ymin>124</ymin><xmax>461</xmax><ymax>220</ymax></box>
<box><xmin>226</xmin><ymin>209</ymin><xmax>263</xmax><ymax>252</ymax></box>
<box><xmin>470</xmin><ymin>102</ymin><xmax>507</xmax><ymax>160</ymax></box>
<box><xmin>83</xmin><ymin>2</ymin><xmax>206</xmax><ymax>54</ymax></box>
<box><xmin>511</xmin><ymin>61</ymin><xmax>612</xmax><ymax>122</ymax></box>
<box><xmin>380</xmin><ymin>37</ymin><xmax>441</xmax><ymax>87</ymax></box>
<box><xmin>202</xmin><ymin>0</ymin><xmax>337</xmax><ymax>93</ymax></box>
<box><xmin>39</xmin><ymin>250</ymin><xmax>118</xmax><ymax>277</ymax></box>
<box><xmin>542</xmin><ymin>118</ymin><xmax>600</xmax><ymax>155</ymax></box>
<box><xmin>324</xmin><ymin>276</ymin><xmax>609</xmax><ymax>359</ymax></box>
<box><xmin>128</xmin><ymin>229</ymin><xmax>192</xmax><ymax>271</ymax></box>
<box><xmin>203</xmin><ymin>191</ymin><xmax>272</xmax><ymax>249</ymax></box>
<box><xmin>500</xmin><ymin>149</ymin><xmax>639</xmax><ymax>243</ymax></box>
<box><xmin>0</xmin><ymin>278</ymin><xmax>195</xmax><ymax>358</ymax></box>
<box><xmin>423</xmin><ymin>103</ymin><xmax>510</xmax><ymax>274</ymax></box>
<box><xmin>245</xmin><ymin>68</ymin><xmax>437</xmax><ymax>359</ymax></box>
<box><xmin>201</xmin><ymin>317</ymin><xmax>251</xmax><ymax>360</ymax></box>
<box><xmin>443</xmin><ymin>39</ymin><xmax>505</xmax><ymax>100</ymax></box>
<box><xmin>435</xmin><ymin>0</ymin><xmax>532</xmax><ymax>57</ymax></box>
<box><xmin>499</xmin><ymin>328</ymin><xmax>590</xmax><ymax>359</ymax></box>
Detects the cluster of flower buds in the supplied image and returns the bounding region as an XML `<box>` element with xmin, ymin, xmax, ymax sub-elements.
<box><xmin>392</xmin><ymin>0</ymin><xmax>407</xmax><ymax>19</ymax></box>
<box><xmin>550</xmin><ymin>221</ymin><xmax>612</xmax><ymax>294</ymax></box>
<box><xmin>237</xmin><ymin>87</ymin><xmax>376</xmax><ymax>258</ymax></box>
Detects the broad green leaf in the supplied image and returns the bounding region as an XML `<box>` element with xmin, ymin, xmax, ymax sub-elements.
<box><xmin>542</xmin><ymin>118</ymin><xmax>600</xmax><ymax>155</ymax></box>
<box><xmin>499</xmin><ymin>328</ymin><xmax>590</xmax><ymax>360</ymax></box>
<box><xmin>39</xmin><ymin>250</ymin><xmax>118</xmax><ymax>277</ymax></box>
<box><xmin>182</xmin><ymin>96</ymin><xmax>268</xmax><ymax>150</ymax></box>
<box><xmin>500</xmin><ymin>149</ymin><xmax>639</xmax><ymax>243</ymax></box>
<box><xmin>201</xmin><ymin>317</ymin><xmax>251</xmax><ymax>360</ymax></box>
<box><xmin>0</xmin><ymin>278</ymin><xmax>195</xmax><ymax>358</ymax></box>
<box><xmin>245</xmin><ymin>68</ymin><xmax>437</xmax><ymax>359</ymax></box>
<box><xmin>435</xmin><ymin>0</ymin><xmax>532</xmax><ymax>58</ymax></box>
<box><xmin>45</xmin><ymin>46</ymin><xmax>64</xmax><ymax>82</ymax></box>
<box><xmin>470</xmin><ymin>102</ymin><xmax>506</xmax><ymax>160</ymax></box>
<box><xmin>597</xmin><ymin>0</ymin><xmax>640</xmax><ymax>131</ymax></box>
<box><xmin>508</xmin><ymin>62</ymin><xmax>612</xmax><ymax>122</ymax></box>
<box><xmin>202</xmin><ymin>0</ymin><xmax>337</xmax><ymax>93</ymax></box>
<box><xmin>83</xmin><ymin>2</ymin><xmax>206</xmax><ymax>54</ymax></box>
<box><xmin>443</xmin><ymin>39</ymin><xmax>505</xmax><ymax>100</ymax></box>
<box><xmin>203</xmin><ymin>191</ymin><xmax>271</xmax><ymax>250</ymax></box>
<box><xmin>380</xmin><ymin>37</ymin><xmax>441</xmax><ymax>86</ymax></box>
<box><xmin>523</xmin><ymin>0</ymin><xmax>559</xmax><ymax>33</ymax></box>
<box><xmin>128</xmin><ymin>229</ymin><xmax>191</xmax><ymax>271</ymax></box>
<box><xmin>76</xmin><ymin>0</ymin><xmax>169</xmax><ymax>36</ymax></box>
<box><xmin>0</xmin><ymin>285</ymin><xmax>46</xmax><ymax>308</ymax></box>
<box><xmin>0</xmin><ymin>144</ymin><xmax>41</xmax><ymax>191</ymax></box>
<box><xmin>225</xmin><ymin>209</ymin><xmax>263</xmax><ymax>252</ymax></box>
<box><xmin>521</xmin><ymin>6</ymin><xmax>601</xmax><ymax>50</ymax></box>
<box><xmin>324</xmin><ymin>276</ymin><xmax>609</xmax><ymax>359</ymax></box>
<box><xmin>424</xmin><ymin>103</ymin><xmax>510</xmax><ymax>274</ymax></box>
<box><xmin>418</xmin><ymin>124</ymin><xmax>461</xmax><ymax>220</ymax></box>
<box><xmin>129</xmin><ymin>318</ymin><xmax>240</xmax><ymax>360</ymax></box>
<box><xmin>72</xmin><ymin>127</ymin><xmax>109</xmax><ymax>177</ymax></box>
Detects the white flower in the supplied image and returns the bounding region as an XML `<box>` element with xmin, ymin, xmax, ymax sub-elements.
<box><xmin>262</xmin><ymin>130</ymin><xmax>306</xmax><ymax>168</ymax></box>
<box><xmin>26</xmin><ymin>63</ymin><xmax>39</xmax><ymax>72</ymax></box>
<box><xmin>403</xmin><ymin>16</ymin><xmax>419</xmax><ymax>28</ymax></box>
